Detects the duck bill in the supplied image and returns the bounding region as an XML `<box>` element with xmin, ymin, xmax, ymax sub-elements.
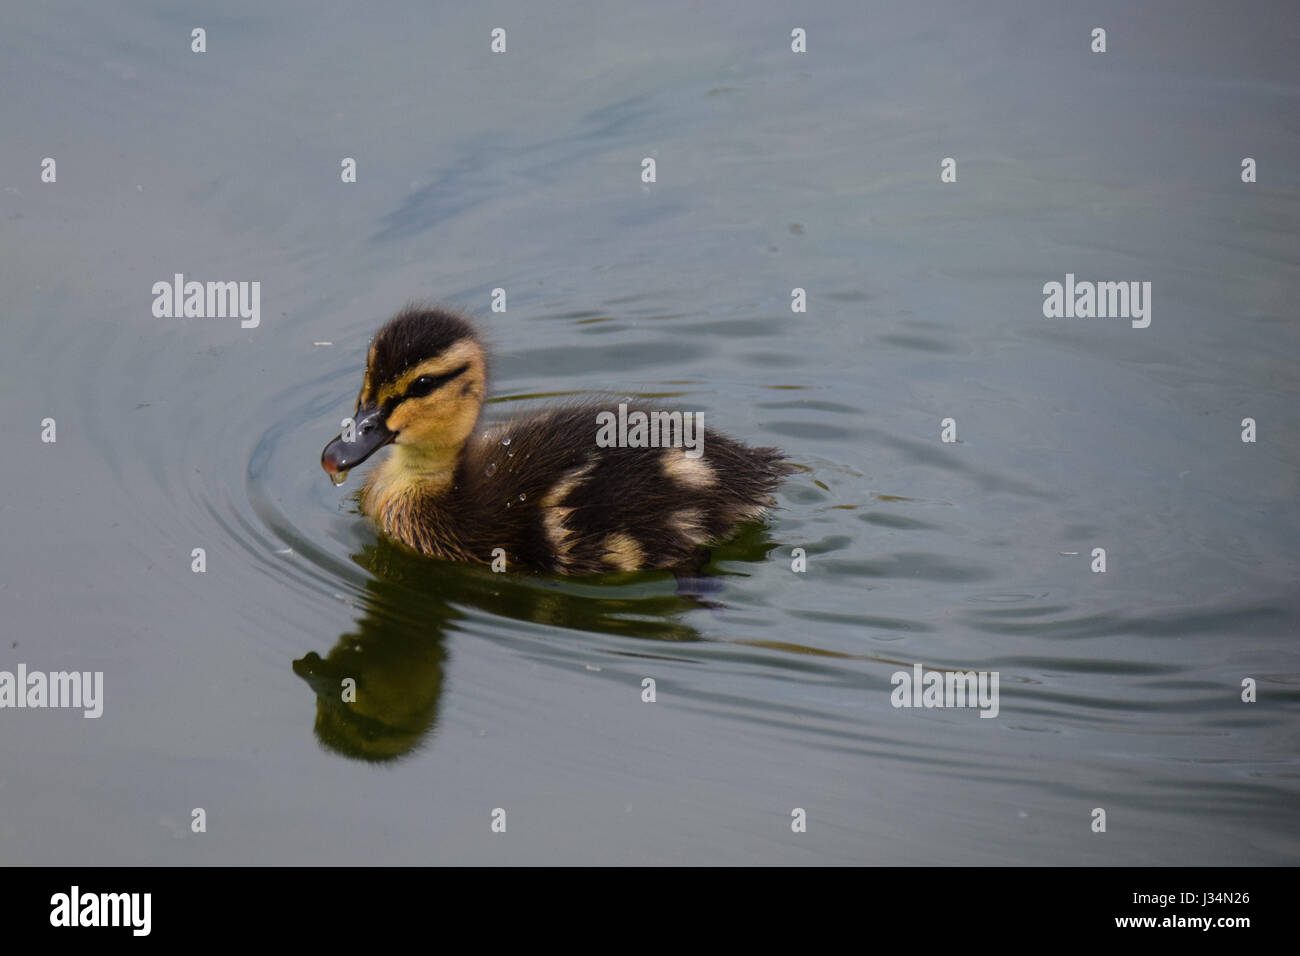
<box><xmin>321</xmin><ymin>406</ymin><xmax>395</xmax><ymax>475</ymax></box>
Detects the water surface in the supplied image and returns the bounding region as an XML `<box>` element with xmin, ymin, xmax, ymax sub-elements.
<box><xmin>1</xmin><ymin>0</ymin><xmax>1297</xmax><ymax>864</ymax></box>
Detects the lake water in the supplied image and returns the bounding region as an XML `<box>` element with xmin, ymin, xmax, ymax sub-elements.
<box><xmin>2</xmin><ymin>0</ymin><xmax>1297</xmax><ymax>864</ymax></box>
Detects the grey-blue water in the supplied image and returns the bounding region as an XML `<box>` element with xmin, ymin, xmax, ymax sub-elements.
<box><xmin>1</xmin><ymin>0</ymin><xmax>1297</xmax><ymax>864</ymax></box>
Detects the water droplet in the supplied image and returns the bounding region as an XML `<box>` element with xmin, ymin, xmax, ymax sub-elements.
<box><xmin>330</xmin><ymin>470</ymin><xmax>349</xmax><ymax>486</ymax></box>
<box><xmin>501</xmin><ymin>436</ymin><xmax>512</xmax><ymax>446</ymax></box>
<box><xmin>518</xmin><ymin>493</ymin><xmax>527</xmax><ymax>502</ymax></box>
<box><xmin>485</xmin><ymin>462</ymin><xmax>497</xmax><ymax>477</ymax></box>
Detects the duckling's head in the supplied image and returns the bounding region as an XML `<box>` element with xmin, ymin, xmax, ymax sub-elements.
<box><xmin>321</xmin><ymin>306</ymin><xmax>488</xmax><ymax>477</ymax></box>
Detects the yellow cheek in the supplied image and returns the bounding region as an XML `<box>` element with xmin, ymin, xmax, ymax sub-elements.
<box><xmin>383</xmin><ymin>379</ymin><xmax>481</xmax><ymax>442</ymax></box>
<box><xmin>384</xmin><ymin>402</ymin><xmax>420</xmax><ymax>433</ymax></box>
<box><xmin>387</xmin><ymin>396</ymin><xmax>454</xmax><ymax>437</ymax></box>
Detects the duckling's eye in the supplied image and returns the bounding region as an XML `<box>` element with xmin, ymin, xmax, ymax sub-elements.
<box><xmin>406</xmin><ymin>376</ymin><xmax>437</xmax><ymax>399</ymax></box>
<box><xmin>403</xmin><ymin>363</ymin><xmax>469</xmax><ymax>400</ymax></box>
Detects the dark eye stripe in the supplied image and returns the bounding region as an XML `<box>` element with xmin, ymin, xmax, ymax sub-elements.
<box><xmin>403</xmin><ymin>363</ymin><xmax>469</xmax><ymax>400</ymax></box>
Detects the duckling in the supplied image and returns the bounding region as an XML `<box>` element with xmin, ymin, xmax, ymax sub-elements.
<box><xmin>321</xmin><ymin>306</ymin><xmax>791</xmax><ymax>574</ymax></box>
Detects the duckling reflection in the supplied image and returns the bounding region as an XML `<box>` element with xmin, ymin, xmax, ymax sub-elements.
<box><xmin>293</xmin><ymin>613</ymin><xmax>447</xmax><ymax>763</ymax></box>
<box><xmin>296</xmin><ymin>528</ymin><xmax>795</xmax><ymax>761</ymax></box>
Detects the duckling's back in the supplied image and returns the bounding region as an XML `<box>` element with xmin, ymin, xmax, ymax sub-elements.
<box><xmin>437</xmin><ymin>403</ymin><xmax>790</xmax><ymax>574</ymax></box>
